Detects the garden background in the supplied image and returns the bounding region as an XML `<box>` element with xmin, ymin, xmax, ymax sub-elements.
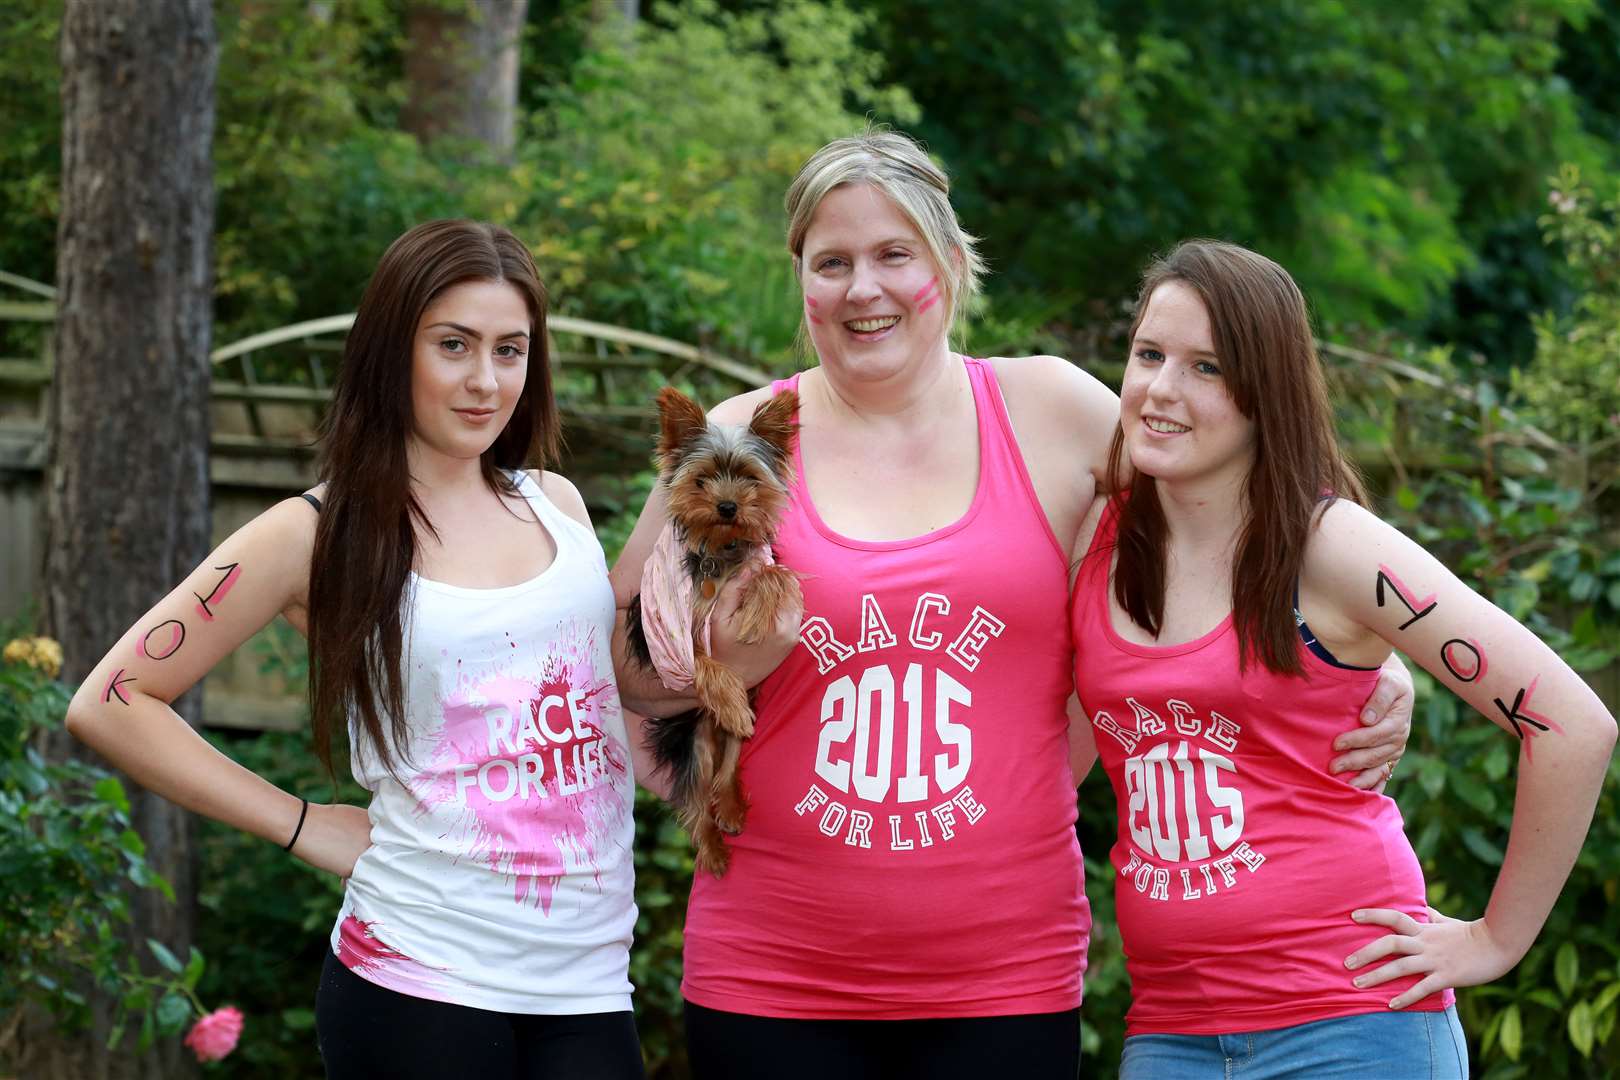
<box><xmin>1</xmin><ymin>0</ymin><xmax>1618</xmax><ymax>1077</ymax></box>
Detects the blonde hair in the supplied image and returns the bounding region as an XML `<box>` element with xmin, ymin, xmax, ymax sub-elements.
<box><xmin>785</xmin><ymin>129</ymin><xmax>985</xmax><ymax>342</ymax></box>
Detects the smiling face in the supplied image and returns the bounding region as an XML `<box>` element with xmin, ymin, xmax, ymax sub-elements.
<box><xmin>408</xmin><ymin>278</ymin><xmax>533</xmax><ymax>466</ymax></box>
<box><xmin>1120</xmin><ymin>280</ymin><xmax>1257</xmax><ymax>492</ymax></box>
<box><xmin>797</xmin><ymin>183</ymin><xmax>951</xmax><ymax>383</ymax></box>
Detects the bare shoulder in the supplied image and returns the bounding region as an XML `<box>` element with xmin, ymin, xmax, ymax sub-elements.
<box><xmin>708</xmin><ymin>384</ymin><xmax>782</xmax><ymax>426</ymax></box>
<box><xmin>534</xmin><ymin>470</ymin><xmax>593</xmax><ymax>529</ymax></box>
<box><xmin>1303</xmin><ymin>498</ymin><xmax>1407</xmax><ymax>598</ymax></box>
<box><xmin>989</xmin><ymin>354</ymin><xmax>1121</xmax><ymax>503</ymax></box>
<box><xmin>990</xmin><ymin>354</ymin><xmax>1119</xmax><ymax>419</ymax></box>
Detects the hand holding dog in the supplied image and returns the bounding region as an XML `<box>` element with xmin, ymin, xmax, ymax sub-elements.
<box><xmin>710</xmin><ymin>566</ymin><xmax>802</xmax><ymax>688</ymax></box>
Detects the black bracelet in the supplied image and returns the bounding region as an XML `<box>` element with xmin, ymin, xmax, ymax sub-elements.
<box><xmin>283</xmin><ymin>797</ymin><xmax>310</xmax><ymax>852</ymax></box>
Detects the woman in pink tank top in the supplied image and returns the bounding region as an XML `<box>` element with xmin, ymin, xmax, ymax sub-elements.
<box><xmin>609</xmin><ymin>133</ymin><xmax>1414</xmax><ymax>1079</ymax></box>
<box><xmin>1070</xmin><ymin>240</ymin><xmax>1616</xmax><ymax>1078</ymax></box>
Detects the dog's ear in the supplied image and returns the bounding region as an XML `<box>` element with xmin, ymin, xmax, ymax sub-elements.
<box><xmin>655</xmin><ymin>387</ymin><xmax>708</xmax><ymax>463</ymax></box>
<box><xmin>748</xmin><ymin>390</ymin><xmax>798</xmax><ymax>463</ymax></box>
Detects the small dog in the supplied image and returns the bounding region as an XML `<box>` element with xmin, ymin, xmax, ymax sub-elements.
<box><xmin>626</xmin><ymin>386</ymin><xmax>801</xmax><ymax>875</ymax></box>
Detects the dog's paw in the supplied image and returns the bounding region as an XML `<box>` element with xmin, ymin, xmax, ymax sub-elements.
<box><xmin>712</xmin><ymin>788</ymin><xmax>747</xmax><ymax>835</ymax></box>
<box><xmin>694</xmin><ymin>835</ymin><xmax>731</xmax><ymax>877</ymax></box>
<box><xmin>735</xmin><ymin>564</ymin><xmax>801</xmax><ymax>644</ymax></box>
<box><xmin>712</xmin><ymin>701</ymin><xmax>755</xmax><ymax>739</ymax></box>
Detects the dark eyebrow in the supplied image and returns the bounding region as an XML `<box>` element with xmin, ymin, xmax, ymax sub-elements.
<box><xmin>426</xmin><ymin>322</ymin><xmax>530</xmax><ymax>341</ymax></box>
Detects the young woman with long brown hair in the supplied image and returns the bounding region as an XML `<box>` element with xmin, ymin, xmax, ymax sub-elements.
<box><xmin>67</xmin><ymin>220</ymin><xmax>645</xmax><ymax>1079</ymax></box>
<box><xmin>1069</xmin><ymin>240</ymin><xmax>1616</xmax><ymax>1077</ymax></box>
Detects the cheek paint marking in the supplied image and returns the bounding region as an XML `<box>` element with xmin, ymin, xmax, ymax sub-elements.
<box><xmin>138</xmin><ymin>619</ymin><xmax>186</xmax><ymax>661</ymax></box>
<box><xmin>1441</xmin><ymin>637</ymin><xmax>1487</xmax><ymax>682</ymax></box>
<box><xmin>913</xmin><ymin>276</ymin><xmax>942</xmax><ymax>316</ymax></box>
<box><xmin>1374</xmin><ymin>565</ymin><xmax>1437</xmax><ymax>630</ymax></box>
<box><xmin>193</xmin><ymin>562</ymin><xmax>242</xmax><ymax>621</ymax></box>
<box><xmin>805</xmin><ymin>296</ymin><xmax>824</xmax><ymax>325</ymax></box>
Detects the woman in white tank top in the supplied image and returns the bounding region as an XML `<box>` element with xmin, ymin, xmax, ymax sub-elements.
<box><xmin>67</xmin><ymin>220</ymin><xmax>645</xmax><ymax>1079</ymax></box>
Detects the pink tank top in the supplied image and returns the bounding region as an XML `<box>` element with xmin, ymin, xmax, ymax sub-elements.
<box><xmin>680</xmin><ymin>358</ymin><xmax>1090</xmax><ymax>1019</ymax></box>
<box><xmin>1071</xmin><ymin>501</ymin><xmax>1452</xmax><ymax>1035</ymax></box>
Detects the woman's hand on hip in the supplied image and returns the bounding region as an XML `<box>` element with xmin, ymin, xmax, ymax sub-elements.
<box><xmin>1332</xmin><ymin>653</ymin><xmax>1414</xmax><ymax>792</ymax></box>
<box><xmin>1343</xmin><ymin>906</ymin><xmax>1521</xmax><ymax>1009</ymax></box>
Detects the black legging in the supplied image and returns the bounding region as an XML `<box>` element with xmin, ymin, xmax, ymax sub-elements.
<box><xmin>315</xmin><ymin>951</ymin><xmax>645</xmax><ymax>1080</ymax></box>
<box><xmin>684</xmin><ymin>1000</ymin><xmax>1081</xmax><ymax>1080</ymax></box>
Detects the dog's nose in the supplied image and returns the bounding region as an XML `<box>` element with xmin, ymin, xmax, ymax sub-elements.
<box><xmin>717</xmin><ymin>501</ymin><xmax>737</xmax><ymax>519</ymax></box>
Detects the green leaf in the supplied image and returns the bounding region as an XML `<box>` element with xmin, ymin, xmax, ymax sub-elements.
<box><xmin>147</xmin><ymin>938</ymin><xmax>184</xmax><ymax>975</ymax></box>
<box><xmin>1569</xmin><ymin>999</ymin><xmax>1595</xmax><ymax>1057</ymax></box>
<box><xmin>1450</xmin><ymin>771</ymin><xmax>1497</xmax><ymax>815</ymax></box>
<box><xmin>1556</xmin><ymin>942</ymin><xmax>1580</xmax><ymax>999</ymax></box>
<box><xmin>117</xmin><ymin>828</ymin><xmax>146</xmax><ymax>858</ymax></box>
<box><xmin>1526</xmin><ymin>988</ymin><xmax>1563</xmax><ymax>1011</ymax></box>
<box><xmin>1501</xmin><ymin>1002</ymin><xmax>1523</xmax><ymax>1061</ymax></box>
<box><xmin>1483</xmin><ymin>742</ymin><xmax>1510</xmax><ymax>782</ymax></box>
<box><xmin>1418</xmin><ymin>757</ymin><xmax>1448</xmax><ymax>798</ymax></box>
<box><xmin>1460</xmin><ymin>827</ymin><xmax>1505</xmax><ymax>866</ymax></box>
<box><xmin>1593</xmin><ymin>980</ymin><xmax>1620</xmax><ymax>1014</ymax></box>
<box><xmin>92</xmin><ymin>775</ymin><xmax>131</xmax><ymax>814</ymax></box>
<box><xmin>282</xmin><ymin>1006</ymin><xmax>316</xmax><ymax>1030</ymax></box>
<box><xmin>182</xmin><ymin>946</ymin><xmax>205</xmax><ymax>990</ymax></box>
<box><xmin>155</xmin><ymin>992</ymin><xmax>192</xmax><ymax>1036</ymax></box>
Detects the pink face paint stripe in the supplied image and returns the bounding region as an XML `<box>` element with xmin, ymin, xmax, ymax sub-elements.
<box><xmin>916</xmin><ymin>293</ymin><xmax>941</xmax><ymax>315</ymax></box>
<box><xmin>912</xmin><ymin>276</ymin><xmax>940</xmax><ymax>303</ymax></box>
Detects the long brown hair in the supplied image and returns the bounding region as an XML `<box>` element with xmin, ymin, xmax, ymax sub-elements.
<box><xmin>307</xmin><ymin>220</ymin><xmax>560</xmax><ymax>777</ymax></box>
<box><xmin>1105</xmin><ymin>239</ymin><xmax>1367</xmax><ymax>675</ymax></box>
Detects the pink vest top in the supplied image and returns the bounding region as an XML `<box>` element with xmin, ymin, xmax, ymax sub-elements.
<box><xmin>680</xmin><ymin>358</ymin><xmax>1090</xmax><ymax>1019</ymax></box>
<box><xmin>1071</xmin><ymin>501</ymin><xmax>1451</xmax><ymax>1035</ymax></box>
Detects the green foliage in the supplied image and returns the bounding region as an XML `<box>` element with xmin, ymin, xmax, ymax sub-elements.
<box><xmin>1518</xmin><ymin>165</ymin><xmax>1620</xmax><ymax>462</ymax></box>
<box><xmin>0</xmin><ymin>651</ymin><xmax>212</xmax><ymax>1057</ymax></box>
<box><xmin>0</xmin><ymin>0</ymin><xmax>60</xmax><ymax>287</ymax></box>
<box><xmin>192</xmin><ymin>727</ymin><xmax>361</xmax><ymax>1077</ymax></box>
<box><xmin>513</xmin><ymin>0</ymin><xmax>917</xmax><ymax>365</ymax></box>
<box><xmin>862</xmin><ymin>0</ymin><xmax>1615</xmax><ymax>362</ymax></box>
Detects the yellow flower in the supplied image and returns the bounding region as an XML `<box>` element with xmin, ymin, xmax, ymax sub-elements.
<box><xmin>3</xmin><ymin>636</ymin><xmax>63</xmax><ymax>679</ymax></box>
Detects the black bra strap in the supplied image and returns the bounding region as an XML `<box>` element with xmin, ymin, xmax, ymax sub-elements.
<box><xmin>300</xmin><ymin>492</ymin><xmax>322</xmax><ymax>512</ymax></box>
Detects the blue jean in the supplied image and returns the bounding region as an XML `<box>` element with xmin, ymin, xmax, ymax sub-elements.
<box><xmin>1118</xmin><ymin>1005</ymin><xmax>1467</xmax><ymax>1080</ymax></box>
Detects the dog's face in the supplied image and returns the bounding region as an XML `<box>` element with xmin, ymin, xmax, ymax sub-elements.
<box><xmin>655</xmin><ymin>387</ymin><xmax>798</xmax><ymax>557</ymax></box>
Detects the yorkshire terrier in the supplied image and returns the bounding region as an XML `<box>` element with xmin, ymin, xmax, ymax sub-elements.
<box><xmin>626</xmin><ymin>386</ymin><xmax>801</xmax><ymax>875</ymax></box>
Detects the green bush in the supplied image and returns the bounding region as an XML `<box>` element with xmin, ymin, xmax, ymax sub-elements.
<box><xmin>0</xmin><ymin>641</ymin><xmax>214</xmax><ymax>1060</ymax></box>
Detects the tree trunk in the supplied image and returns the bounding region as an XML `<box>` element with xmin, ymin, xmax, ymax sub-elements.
<box><xmin>30</xmin><ymin>0</ymin><xmax>216</xmax><ymax>1076</ymax></box>
<box><xmin>401</xmin><ymin>0</ymin><xmax>528</xmax><ymax>160</ymax></box>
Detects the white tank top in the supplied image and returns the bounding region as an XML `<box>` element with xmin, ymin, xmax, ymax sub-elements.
<box><xmin>329</xmin><ymin>471</ymin><xmax>637</xmax><ymax>1014</ymax></box>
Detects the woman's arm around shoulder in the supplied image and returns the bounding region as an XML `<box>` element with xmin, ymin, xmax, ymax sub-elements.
<box><xmin>64</xmin><ymin>493</ymin><xmax>372</xmax><ymax>877</ymax></box>
<box><xmin>1309</xmin><ymin>499</ymin><xmax>1618</xmax><ymax>1006</ymax></box>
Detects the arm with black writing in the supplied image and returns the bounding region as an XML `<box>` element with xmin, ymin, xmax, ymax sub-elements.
<box><xmin>65</xmin><ymin>496</ymin><xmax>372</xmax><ymax>878</ymax></box>
<box><xmin>1311</xmin><ymin>502</ymin><xmax>1618</xmax><ymax>1007</ymax></box>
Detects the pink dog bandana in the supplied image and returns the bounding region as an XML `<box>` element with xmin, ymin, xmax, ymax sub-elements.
<box><xmin>639</xmin><ymin>522</ymin><xmax>772</xmax><ymax>692</ymax></box>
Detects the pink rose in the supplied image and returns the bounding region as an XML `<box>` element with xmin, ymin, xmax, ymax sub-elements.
<box><xmin>182</xmin><ymin>1006</ymin><xmax>244</xmax><ymax>1063</ymax></box>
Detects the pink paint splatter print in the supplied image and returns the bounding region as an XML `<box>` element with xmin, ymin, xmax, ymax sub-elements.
<box><xmin>412</xmin><ymin>619</ymin><xmax>630</xmax><ymax>914</ymax></box>
<box><xmin>335</xmin><ymin>915</ymin><xmax>454</xmax><ymax>1002</ymax></box>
